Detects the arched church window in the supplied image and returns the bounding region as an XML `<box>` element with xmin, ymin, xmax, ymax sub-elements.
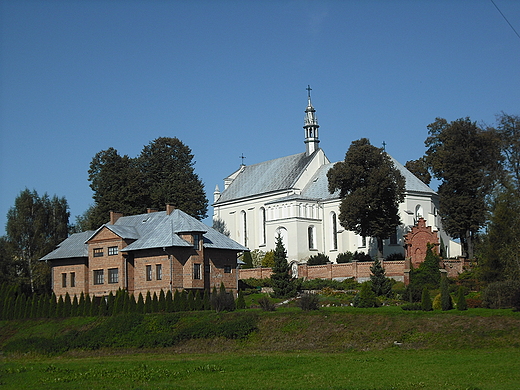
<box><xmin>331</xmin><ymin>212</ymin><xmax>338</xmax><ymax>250</ymax></box>
<box><xmin>259</xmin><ymin>207</ymin><xmax>266</xmax><ymax>245</ymax></box>
<box><xmin>415</xmin><ymin>205</ymin><xmax>424</xmax><ymax>222</ymax></box>
<box><xmin>240</xmin><ymin>210</ymin><xmax>247</xmax><ymax>247</ymax></box>
<box><xmin>276</xmin><ymin>227</ymin><xmax>288</xmax><ymax>250</ymax></box>
<box><xmin>308</xmin><ymin>225</ymin><xmax>316</xmax><ymax>250</ymax></box>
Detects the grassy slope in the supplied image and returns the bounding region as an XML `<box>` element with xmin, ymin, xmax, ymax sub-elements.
<box><xmin>1</xmin><ymin>308</ymin><xmax>520</xmax><ymax>389</ymax></box>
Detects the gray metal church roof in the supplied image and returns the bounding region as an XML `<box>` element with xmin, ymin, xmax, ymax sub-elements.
<box><xmin>218</xmin><ymin>152</ymin><xmax>435</xmax><ymax>205</ymax></box>
<box><xmin>215</xmin><ymin>151</ymin><xmax>315</xmax><ymax>204</ymax></box>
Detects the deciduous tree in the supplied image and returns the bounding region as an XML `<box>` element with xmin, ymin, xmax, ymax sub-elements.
<box><xmin>5</xmin><ymin>189</ymin><xmax>70</xmax><ymax>293</ymax></box>
<box><xmin>327</xmin><ymin>138</ymin><xmax>405</xmax><ymax>259</ymax></box>
<box><xmin>425</xmin><ymin>117</ymin><xmax>502</xmax><ymax>259</ymax></box>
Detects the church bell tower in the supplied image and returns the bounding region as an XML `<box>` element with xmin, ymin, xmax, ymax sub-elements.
<box><xmin>303</xmin><ymin>85</ymin><xmax>320</xmax><ymax>156</ymax></box>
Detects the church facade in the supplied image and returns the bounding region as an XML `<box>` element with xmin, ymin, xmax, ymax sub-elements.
<box><xmin>213</xmin><ymin>91</ymin><xmax>460</xmax><ymax>266</ymax></box>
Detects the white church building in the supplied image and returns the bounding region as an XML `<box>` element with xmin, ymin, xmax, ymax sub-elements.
<box><xmin>212</xmin><ymin>90</ymin><xmax>460</xmax><ymax>264</ymax></box>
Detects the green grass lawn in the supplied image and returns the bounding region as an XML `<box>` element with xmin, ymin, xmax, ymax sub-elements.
<box><xmin>1</xmin><ymin>348</ymin><xmax>518</xmax><ymax>389</ymax></box>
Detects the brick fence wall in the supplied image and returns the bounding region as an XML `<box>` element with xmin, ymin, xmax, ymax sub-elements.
<box><xmin>239</xmin><ymin>258</ymin><xmax>468</xmax><ymax>283</ymax></box>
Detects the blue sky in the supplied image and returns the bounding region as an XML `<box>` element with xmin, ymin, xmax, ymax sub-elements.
<box><xmin>1</xmin><ymin>0</ymin><xmax>519</xmax><ymax>233</ymax></box>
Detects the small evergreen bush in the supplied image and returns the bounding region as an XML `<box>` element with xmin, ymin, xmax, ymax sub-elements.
<box><xmin>336</xmin><ymin>251</ymin><xmax>354</xmax><ymax>263</ymax></box>
<box><xmin>307</xmin><ymin>253</ymin><xmax>330</xmax><ymax>266</ymax></box>
<box><xmin>352</xmin><ymin>282</ymin><xmax>378</xmax><ymax>308</ymax></box>
<box><xmin>401</xmin><ymin>302</ymin><xmax>423</xmax><ymax>311</ymax></box>
<box><xmin>298</xmin><ymin>293</ymin><xmax>320</xmax><ymax>311</ymax></box>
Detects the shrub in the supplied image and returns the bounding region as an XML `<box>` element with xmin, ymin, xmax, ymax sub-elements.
<box><xmin>336</xmin><ymin>251</ymin><xmax>353</xmax><ymax>263</ymax></box>
<box><xmin>385</xmin><ymin>252</ymin><xmax>405</xmax><ymax>261</ymax></box>
<box><xmin>262</xmin><ymin>250</ymin><xmax>275</xmax><ymax>267</ymax></box>
<box><xmin>353</xmin><ymin>251</ymin><xmax>372</xmax><ymax>262</ymax></box>
<box><xmin>466</xmin><ymin>298</ymin><xmax>483</xmax><ymax>308</ymax></box>
<box><xmin>211</xmin><ymin>283</ymin><xmax>236</xmax><ymax>313</ymax></box>
<box><xmin>482</xmin><ymin>280</ymin><xmax>520</xmax><ymax>309</ymax></box>
<box><xmin>307</xmin><ymin>253</ymin><xmax>330</xmax><ymax>266</ymax></box>
<box><xmin>235</xmin><ymin>291</ymin><xmax>247</xmax><ymax>309</ymax></box>
<box><xmin>298</xmin><ymin>293</ymin><xmax>320</xmax><ymax>311</ymax></box>
<box><xmin>401</xmin><ymin>302</ymin><xmax>423</xmax><ymax>311</ymax></box>
<box><xmin>257</xmin><ymin>295</ymin><xmax>276</xmax><ymax>311</ymax></box>
<box><xmin>352</xmin><ymin>282</ymin><xmax>378</xmax><ymax>308</ymax></box>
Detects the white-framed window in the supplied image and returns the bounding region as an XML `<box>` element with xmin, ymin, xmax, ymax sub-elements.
<box><xmin>93</xmin><ymin>269</ymin><xmax>104</xmax><ymax>285</ymax></box>
<box><xmin>156</xmin><ymin>264</ymin><xmax>162</xmax><ymax>280</ymax></box>
<box><xmin>194</xmin><ymin>263</ymin><xmax>201</xmax><ymax>279</ymax></box>
<box><xmin>108</xmin><ymin>268</ymin><xmax>119</xmax><ymax>284</ymax></box>
<box><xmin>358</xmin><ymin>235</ymin><xmax>367</xmax><ymax>248</ymax></box>
<box><xmin>108</xmin><ymin>246</ymin><xmax>118</xmax><ymax>256</ymax></box>
<box><xmin>146</xmin><ymin>265</ymin><xmax>152</xmax><ymax>281</ymax></box>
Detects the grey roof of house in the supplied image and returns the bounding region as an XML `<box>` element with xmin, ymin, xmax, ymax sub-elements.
<box><xmin>41</xmin><ymin>209</ymin><xmax>247</xmax><ymax>261</ymax></box>
<box><xmin>214</xmin><ymin>151</ymin><xmax>315</xmax><ymax>204</ymax></box>
<box><xmin>40</xmin><ymin>230</ymin><xmax>94</xmax><ymax>261</ymax></box>
<box><xmin>221</xmin><ymin>152</ymin><xmax>435</xmax><ymax>205</ymax></box>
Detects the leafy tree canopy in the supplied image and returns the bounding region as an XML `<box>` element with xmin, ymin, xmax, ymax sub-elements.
<box><xmin>5</xmin><ymin>189</ymin><xmax>70</xmax><ymax>293</ymax></box>
<box><xmin>85</xmin><ymin>137</ymin><xmax>208</xmax><ymax>229</ymax></box>
<box><xmin>327</xmin><ymin>138</ymin><xmax>405</xmax><ymax>259</ymax></box>
<box><xmin>425</xmin><ymin>117</ymin><xmax>502</xmax><ymax>259</ymax></box>
<box><xmin>405</xmin><ymin>157</ymin><xmax>431</xmax><ymax>185</ymax></box>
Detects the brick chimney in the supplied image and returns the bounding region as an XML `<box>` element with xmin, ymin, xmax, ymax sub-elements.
<box><xmin>109</xmin><ymin>211</ymin><xmax>123</xmax><ymax>225</ymax></box>
<box><xmin>166</xmin><ymin>204</ymin><xmax>176</xmax><ymax>215</ymax></box>
<box><xmin>147</xmin><ymin>208</ymin><xmax>159</xmax><ymax>213</ymax></box>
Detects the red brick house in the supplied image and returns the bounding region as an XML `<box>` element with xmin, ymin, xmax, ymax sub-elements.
<box><xmin>40</xmin><ymin>206</ymin><xmax>248</xmax><ymax>298</ymax></box>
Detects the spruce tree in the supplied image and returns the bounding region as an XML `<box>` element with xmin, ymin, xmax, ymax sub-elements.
<box><xmin>194</xmin><ymin>290</ymin><xmax>203</xmax><ymax>311</ymax></box>
<box><xmin>173</xmin><ymin>290</ymin><xmax>182</xmax><ymax>312</ymax></box>
<box><xmin>56</xmin><ymin>295</ymin><xmax>64</xmax><ymax>317</ymax></box>
<box><xmin>270</xmin><ymin>234</ymin><xmax>297</xmax><ymax>298</ymax></box>
<box><xmin>84</xmin><ymin>294</ymin><xmax>92</xmax><ymax>317</ymax></box>
<box><xmin>49</xmin><ymin>293</ymin><xmax>57</xmax><ymax>318</ymax></box>
<box><xmin>71</xmin><ymin>295</ymin><xmax>79</xmax><ymax>317</ymax></box>
<box><xmin>137</xmin><ymin>292</ymin><xmax>145</xmax><ymax>314</ymax></box>
<box><xmin>456</xmin><ymin>286</ymin><xmax>468</xmax><ymax>311</ymax></box>
<box><xmin>165</xmin><ymin>290</ymin><xmax>173</xmax><ymax>312</ymax></box>
<box><xmin>203</xmin><ymin>289</ymin><xmax>210</xmax><ymax>310</ymax></box>
<box><xmin>158</xmin><ymin>289</ymin><xmax>166</xmax><ymax>312</ymax></box>
<box><xmin>151</xmin><ymin>292</ymin><xmax>159</xmax><ymax>313</ymax></box>
<box><xmin>78</xmin><ymin>292</ymin><xmax>85</xmax><ymax>316</ymax></box>
<box><xmin>421</xmin><ymin>287</ymin><xmax>433</xmax><ymax>311</ymax></box>
<box><xmin>440</xmin><ymin>274</ymin><xmax>453</xmax><ymax>311</ymax></box>
<box><xmin>145</xmin><ymin>291</ymin><xmax>152</xmax><ymax>313</ymax></box>
<box><xmin>106</xmin><ymin>291</ymin><xmax>115</xmax><ymax>316</ymax></box>
<box><xmin>63</xmin><ymin>292</ymin><xmax>72</xmax><ymax>317</ymax></box>
<box><xmin>187</xmin><ymin>290</ymin><xmax>195</xmax><ymax>311</ymax></box>
<box><xmin>236</xmin><ymin>291</ymin><xmax>246</xmax><ymax>309</ymax></box>
<box><xmin>353</xmin><ymin>282</ymin><xmax>378</xmax><ymax>308</ymax></box>
<box><xmin>370</xmin><ymin>258</ymin><xmax>392</xmax><ymax>297</ymax></box>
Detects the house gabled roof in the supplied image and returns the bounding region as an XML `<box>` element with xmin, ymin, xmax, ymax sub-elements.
<box><xmin>214</xmin><ymin>151</ymin><xmax>317</xmax><ymax>204</ymax></box>
<box><xmin>40</xmin><ymin>209</ymin><xmax>247</xmax><ymax>262</ymax></box>
<box><xmin>40</xmin><ymin>230</ymin><xmax>94</xmax><ymax>261</ymax></box>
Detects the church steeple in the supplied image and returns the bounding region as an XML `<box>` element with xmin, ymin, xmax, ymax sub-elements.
<box><xmin>303</xmin><ymin>85</ymin><xmax>320</xmax><ymax>156</ymax></box>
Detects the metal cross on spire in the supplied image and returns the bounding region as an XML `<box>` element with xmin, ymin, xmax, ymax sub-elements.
<box><xmin>239</xmin><ymin>153</ymin><xmax>246</xmax><ymax>166</ymax></box>
<box><xmin>382</xmin><ymin>141</ymin><xmax>387</xmax><ymax>152</ymax></box>
<box><xmin>306</xmin><ymin>85</ymin><xmax>312</xmax><ymax>98</ymax></box>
